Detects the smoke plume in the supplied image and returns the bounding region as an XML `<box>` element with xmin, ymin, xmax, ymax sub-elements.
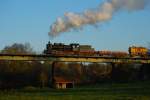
<box><xmin>49</xmin><ymin>0</ymin><xmax>149</xmax><ymax>37</ymax></box>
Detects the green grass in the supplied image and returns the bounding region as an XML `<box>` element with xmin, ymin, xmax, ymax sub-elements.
<box><xmin>0</xmin><ymin>82</ymin><xmax>150</xmax><ymax>100</ymax></box>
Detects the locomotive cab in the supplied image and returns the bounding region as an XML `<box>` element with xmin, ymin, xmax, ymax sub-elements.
<box><xmin>70</xmin><ymin>43</ymin><xmax>79</xmax><ymax>51</ymax></box>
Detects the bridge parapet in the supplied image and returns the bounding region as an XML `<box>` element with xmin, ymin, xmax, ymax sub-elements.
<box><xmin>0</xmin><ymin>54</ymin><xmax>150</xmax><ymax>64</ymax></box>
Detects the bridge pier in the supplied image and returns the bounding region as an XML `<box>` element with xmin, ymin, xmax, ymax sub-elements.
<box><xmin>138</xmin><ymin>63</ymin><xmax>150</xmax><ymax>80</ymax></box>
<box><xmin>110</xmin><ymin>63</ymin><xmax>116</xmax><ymax>82</ymax></box>
<box><xmin>51</xmin><ymin>61</ymin><xmax>57</xmax><ymax>87</ymax></box>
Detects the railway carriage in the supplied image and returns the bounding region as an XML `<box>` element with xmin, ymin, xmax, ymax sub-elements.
<box><xmin>129</xmin><ymin>46</ymin><xmax>148</xmax><ymax>57</ymax></box>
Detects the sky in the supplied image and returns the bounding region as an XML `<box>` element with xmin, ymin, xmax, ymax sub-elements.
<box><xmin>0</xmin><ymin>0</ymin><xmax>150</xmax><ymax>53</ymax></box>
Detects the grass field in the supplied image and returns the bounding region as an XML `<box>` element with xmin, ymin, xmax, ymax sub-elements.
<box><xmin>0</xmin><ymin>82</ymin><xmax>150</xmax><ymax>100</ymax></box>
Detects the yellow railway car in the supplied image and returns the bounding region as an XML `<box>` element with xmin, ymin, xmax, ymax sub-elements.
<box><xmin>129</xmin><ymin>46</ymin><xmax>148</xmax><ymax>57</ymax></box>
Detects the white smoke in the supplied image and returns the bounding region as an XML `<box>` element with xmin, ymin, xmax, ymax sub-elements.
<box><xmin>49</xmin><ymin>0</ymin><xmax>149</xmax><ymax>37</ymax></box>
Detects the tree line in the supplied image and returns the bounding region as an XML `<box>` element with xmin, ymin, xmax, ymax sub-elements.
<box><xmin>0</xmin><ymin>43</ymin><xmax>150</xmax><ymax>89</ymax></box>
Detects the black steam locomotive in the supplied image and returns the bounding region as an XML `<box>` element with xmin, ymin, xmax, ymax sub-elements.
<box><xmin>44</xmin><ymin>41</ymin><xmax>96</xmax><ymax>56</ymax></box>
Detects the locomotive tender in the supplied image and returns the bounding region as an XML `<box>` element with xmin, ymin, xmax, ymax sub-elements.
<box><xmin>44</xmin><ymin>41</ymin><xmax>149</xmax><ymax>57</ymax></box>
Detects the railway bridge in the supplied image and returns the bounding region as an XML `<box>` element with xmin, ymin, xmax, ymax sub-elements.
<box><xmin>0</xmin><ymin>54</ymin><xmax>150</xmax><ymax>88</ymax></box>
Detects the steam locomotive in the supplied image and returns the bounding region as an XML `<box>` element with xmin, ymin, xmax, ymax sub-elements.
<box><xmin>44</xmin><ymin>41</ymin><xmax>149</xmax><ymax>57</ymax></box>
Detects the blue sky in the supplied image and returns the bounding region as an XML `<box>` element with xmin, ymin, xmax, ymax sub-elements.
<box><xmin>0</xmin><ymin>0</ymin><xmax>150</xmax><ymax>52</ymax></box>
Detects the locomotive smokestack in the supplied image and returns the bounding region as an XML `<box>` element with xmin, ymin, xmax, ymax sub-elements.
<box><xmin>49</xmin><ymin>0</ymin><xmax>149</xmax><ymax>37</ymax></box>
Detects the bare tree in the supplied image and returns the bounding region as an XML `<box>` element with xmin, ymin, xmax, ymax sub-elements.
<box><xmin>1</xmin><ymin>43</ymin><xmax>35</xmax><ymax>54</ymax></box>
